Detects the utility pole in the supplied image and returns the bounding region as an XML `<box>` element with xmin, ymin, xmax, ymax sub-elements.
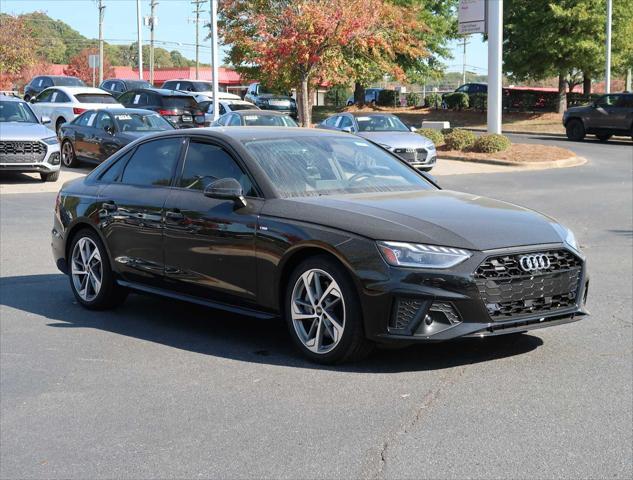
<box><xmin>210</xmin><ymin>0</ymin><xmax>219</xmax><ymax>120</ymax></box>
<box><xmin>605</xmin><ymin>0</ymin><xmax>612</xmax><ymax>94</ymax></box>
<box><xmin>136</xmin><ymin>0</ymin><xmax>143</xmax><ymax>80</ymax></box>
<box><xmin>191</xmin><ymin>0</ymin><xmax>206</xmax><ymax>80</ymax></box>
<box><xmin>148</xmin><ymin>0</ymin><xmax>158</xmax><ymax>85</ymax></box>
<box><xmin>487</xmin><ymin>0</ymin><xmax>503</xmax><ymax>134</ymax></box>
<box><xmin>461</xmin><ymin>36</ymin><xmax>468</xmax><ymax>86</ymax></box>
<box><xmin>97</xmin><ymin>0</ymin><xmax>105</xmax><ymax>84</ymax></box>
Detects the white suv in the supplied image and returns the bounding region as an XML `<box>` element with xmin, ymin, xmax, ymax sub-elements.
<box><xmin>0</xmin><ymin>95</ymin><xmax>61</xmax><ymax>182</ymax></box>
<box><xmin>29</xmin><ymin>86</ymin><xmax>123</xmax><ymax>135</ymax></box>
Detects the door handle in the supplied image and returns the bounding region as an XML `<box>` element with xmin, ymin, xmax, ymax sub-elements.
<box><xmin>165</xmin><ymin>210</ymin><xmax>184</xmax><ymax>221</ymax></box>
<box><xmin>102</xmin><ymin>201</ymin><xmax>117</xmax><ymax>212</ymax></box>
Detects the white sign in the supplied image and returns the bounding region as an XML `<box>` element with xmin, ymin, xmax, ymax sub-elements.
<box><xmin>88</xmin><ymin>54</ymin><xmax>100</xmax><ymax>68</ymax></box>
<box><xmin>458</xmin><ymin>0</ymin><xmax>486</xmax><ymax>34</ymax></box>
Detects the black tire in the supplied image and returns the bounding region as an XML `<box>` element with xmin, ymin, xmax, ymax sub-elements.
<box><xmin>61</xmin><ymin>140</ymin><xmax>79</xmax><ymax>168</ymax></box>
<box><xmin>596</xmin><ymin>134</ymin><xmax>612</xmax><ymax>142</ymax></box>
<box><xmin>40</xmin><ymin>170</ymin><xmax>60</xmax><ymax>182</ymax></box>
<box><xmin>284</xmin><ymin>255</ymin><xmax>374</xmax><ymax>364</ymax></box>
<box><xmin>55</xmin><ymin>118</ymin><xmax>66</xmax><ymax>136</ymax></box>
<box><xmin>565</xmin><ymin>119</ymin><xmax>585</xmax><ymax>141</ymax></box>
<box><xmin>68</xmin><ymin>228</ymin><xmax>128</xmax><ymax>310</ymax></box>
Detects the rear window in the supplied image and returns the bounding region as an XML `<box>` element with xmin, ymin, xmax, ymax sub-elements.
<box><xmin>229</xmin><ymin>104</ymin><xmax>254</xmax><ymax>111</ymax></box>
<box><xmin>54</xmin><ymin>77</ymin><xmax>86</xmax><ymax>87</ymax></box>
<box><xmin>162</xmin><ymin>96</ymin><xmax>198</xmax><ymax>110</ymax></box>
<box><xmin>242</xmin><ymin>114</ymin><xmax>297</xmax><ymax>127</ymax></box>
<box><xmin>75</xmin><ymin>94</ymin><xmax>118</xmax><ymax>104</ymax></box>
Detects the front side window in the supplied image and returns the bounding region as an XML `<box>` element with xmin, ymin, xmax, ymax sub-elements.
<box><xmin>596</xmin><ymin>95</ymin><xmax>620</xmax><ymax>107</ymax></box>
<box><xmin>0</xmin><ymin>101</ymin><xmax>39</xmax><ymax>123</ymax></box>
<box><xmin>243</xmin><ymin>136</ymin><xmax>433</xmax><ymax>198</ymax></box>
<box><xmin>323</xmin><ymin>116</ymin><xmax>338</xmax><ymax>127</ymax></box>
<box><xmin>228</xmin><ymin>114</ymin><xmax>242</xmax><ymax>126</ymax></box>
<box><xmin>355</xmin><ymin>115</ymin><xmax>409</xmax><ymax>132</ymax></box>
<box><xmin>95</xmin><ymin>111</ymin><xmax>114</xmax><ymax>130</ymax></box>
<box><xmin>179</xmin><ymin>141</ymin><xmax>255</xmax><ymax>195</ymax></box>
<box><xmin>73</xmin><ymin>111</ymin><xmax>93</xmax><ymax>127</ymax></box>
<box><xmin>120</xmin><ymin>138</ymin><xmax>182</xmax><ymax>187</ymax></box>
<box><xmin>35</xmin><ymin>90</ymin><xmax>54</xmax><ymax>103</ymax></box>
<box><xmin>338</xmin><ymin>116</ymin><xmax>353</xmax><ymax>129</ymax></box>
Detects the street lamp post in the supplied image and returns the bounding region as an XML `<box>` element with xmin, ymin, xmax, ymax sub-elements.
<box><xmin>136</xmin><ymin>0</ymin><xmax>143</xmax><ymax>80</ymax></box>
<box><xmin>487</xmin><ymin>0</ymin><xmax>503</xmax><ymax>134</ymax></box>
<box><xmin>210</xmin><ymin>0</ymin><xmax>220</xmax><ymax>121</ymax></box>
<box><xmin>605</xmin><ymin>0</ymin><xmax>612</xmax><ymax>94</ymax></box>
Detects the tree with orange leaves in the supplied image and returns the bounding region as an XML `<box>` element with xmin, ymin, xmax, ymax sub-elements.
<box><xmin>220</xmin><ymin>0</ymin><xmax>428</xmax><ymax>125</ymax></box>
<box><xmin>64</xmin><ymin>48</ymin><xmax>114</xmax><ymax>87</ymax></box>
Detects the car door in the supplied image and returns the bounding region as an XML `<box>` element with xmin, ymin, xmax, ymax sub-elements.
<box><xmin>162</xmin><ymin>137</ymin><xmax>262</xmax><ymax>303</ymax></box>
<box><xmin>589</xmin><ymin>95</ymin><xmax>620</xmax><ymax>130</ymax></box>
<box><xmin>51</xmin><ymin>89</ymin><xmax>73</xmax><ymax>124</ymax></box>
<box><xmin>72</xmin><ymin>111</ymin><xmax>98</xmax><ymax>160</ymax></box>
<box><xmin>98</xmin><ymin>136</ymin><xmax>185</xmax><ymax>286</ymax></box>
<box><xmin>93</xmin><ymin>111</ymin><xmax>120</xmax><ymax>162</ymax></box>
<box><xmin>31</xmin><ymin>89</ymin><xmax>56</xmax><ymax>127</ymax></box>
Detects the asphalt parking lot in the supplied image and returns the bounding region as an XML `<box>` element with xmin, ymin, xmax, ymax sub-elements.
<box><xmin>1</xmin><ymin>134</ymin><xmax>631</xmax><ymax>479</ymax></box>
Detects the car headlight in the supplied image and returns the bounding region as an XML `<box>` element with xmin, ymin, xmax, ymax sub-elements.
<box><xmin>426</xmin><ymin>143</ymin><xmax>436</xmax><ymax>150</ymax></box>
<box><xmin>552</xmin><ymin>223</ymin><xmax>580</xmax><ymax>252</ymax></box>
<box><xmin>42</xmin><ymin>136</ymin><xmax>59</xmax><ymax>145</ymax></box>
<box><xmin>377</xmin><ymin>241</ymin><xmax>472</xmax><ymax>269</ymax></box>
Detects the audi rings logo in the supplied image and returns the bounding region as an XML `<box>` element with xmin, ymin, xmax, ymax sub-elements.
<box><xmin>519</xmin><ymin>254</ymin><xmax>551</xmax><ymax>272</ymax></box>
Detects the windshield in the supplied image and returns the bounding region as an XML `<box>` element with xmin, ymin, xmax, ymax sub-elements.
<box><xmin>113</xmin><ymin>113</ymin><xmax>174</xmax><ymax>132</ymax></box>
<box><xmin>126</xmin><ymin>80</ymin><xmax>151</xmax><ymax>89</ymax></box>
<box><xmin>54</xmin><ymin>77</ymin><xmax>85</xmax><ymax>87</ymax></box>
<box><xmin>242</xmin><ymin>114</ymin><xmax>297</xmax><ymax>127</ymax></box>
<box><xmin>243</xmin><ymin>136</ymin><xmax>433</xmax><ymax>198</ymax></box>
<box><xmin>259</xmin><ymin>85</ymin><xmax>289</xmax><ymax>96</ymax></box>
<box><xmin>76</xmin><ymin>94</ymin><xmax>118</xmax><ymax>104</ymax></box>
<box><xmin>355</xmin><ymin>115</ymin><xmax>409</xmax><ymax>132</ymax></box>
<box><xmin>191</xmin><ymin>81</ymin><xmax>213</xmax><ymax>92</ymax></box>
<box><xmin>0</xmin><ymin>101</ymin><xmax>39</xmax><ymax>123</ymax></box>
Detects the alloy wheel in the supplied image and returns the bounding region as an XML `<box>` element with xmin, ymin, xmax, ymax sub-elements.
<box><xmin>62</xmin><ymin>141</ymin><xmax>74</xmax><ymax>167</ymax></box>
<box><xmin>71</xmin><ymin>237</ymin><xmax>103</xmax><ymax>302</ymax></box>
<box><xmin>290</xmin><ymin>269</ymin><xmax>345</xmax><ymax>354</ymax></box>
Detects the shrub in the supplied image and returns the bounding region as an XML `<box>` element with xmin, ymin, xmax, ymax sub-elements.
<box><xmin>325</xmin><ymin>84</ymin><xmax>352</xmax><ymax>107</ymax></box>
<box><xmin>441</xmin><ymin>127</ymin><xmax>454</xmax><ymax>135</ymax></box>
<box><xmin>424</xmin><ymin>92</ymin><xmax>442</xmax><ymax>109</ymax></box>
<box><xmin>444</xmin><ymin>129</ymin><xmax>476</xmax><ymax>151</ymax></box>
<box><xmin>406</xmin><ymin>92</ymin><xmax>420</xmax><ymax>107</ymax></box>
<box><xmin>443</xmin><ymin>92</ymin><xmax>469</xmax><ymax>110</ymax></box>
<box><xmin>376</xmin><ymin>89</ymin><xmax>397</xmax><ymax>106</ymax></box>
<box><xmin>472</xmin><ymin>134</ymin><xmax>511</xmax><ymax>153</ymax></box>
<box><xmin>417</xmin><ymin>128</ymin><xmax>444</xmax><ymax>146</ymax></box>
<box><xmin>469</xmin><ymin>92</ymin><xmax>487</xmax><ymax>111</ymax></box>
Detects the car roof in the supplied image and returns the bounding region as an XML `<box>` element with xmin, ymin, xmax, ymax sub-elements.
<box><xmin>348</xmin><ymin>112</ymin><xmax>396</xmax><ymax>118</ymax></box>
<box><xmin>161</xmin><ymin>127</ymin><xmax>349</xmax><ymax>141</ymax></box>
<box><xmin>128</xmin><ymin>88</ymin><xmax>196</xmax><ymax>97</ymax></box>
<box><xmin>0</xmin><ymin>95</ymin><xmax>26</xmax><ymax>103</ymax></box>
<box><xmin>80</xmin><ymin>108</ymin><xmax>159</xmax><ymax>115</ymax></box>
<box><xmin>43</xmin><ymin>86</ymin><xmax>113</xmax><ymax>95</ymax></box>
<box><xmin>233</xmin><ymin>109</ymin><xmax>290</xmax><ymax>117</ymax></box>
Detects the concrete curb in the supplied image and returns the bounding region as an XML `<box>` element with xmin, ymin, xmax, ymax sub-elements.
<box><xmin>437</xmin><ymin>155</ymin><xmax>588</xmax><ymax>169</ymax></box>
<box><xmin>463</xmin><ymin>127</ymin><xmax>566</xmax><ymax>138</ymax></box>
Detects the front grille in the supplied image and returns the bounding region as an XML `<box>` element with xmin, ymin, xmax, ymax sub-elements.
<box><xmin>393</xmin><ymin>148</ymin><xmax>427</xmax><ymax>164</ymax></box>
<box><xmin>475</xmin><ymin>249</ymin><xmax>582</xmax><ymax>320</ymax></box>
<box><xmin>391</xmin><ymin>298</ymin><xmax>424</xmax><ymax>331</ymax></box>
<box><xmin>0</xmin><ymin>141</ymin><xmax>47</xmax><ymax>164</ymax></box>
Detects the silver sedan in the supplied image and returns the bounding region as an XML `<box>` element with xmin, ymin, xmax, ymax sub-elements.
<box><xmin>317</xmin><ymin>112</ymin><xmax>436</xmax><ymax>171</ymax></box>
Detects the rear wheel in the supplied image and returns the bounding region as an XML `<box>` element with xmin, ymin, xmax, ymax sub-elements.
<box><xmin>68</xmin><ymin>229</ymin><xmax>128</xmax><ymax>310</ymax></box>
<box><xmin>596</xmin><ymin>134</ymin><xmax>612</xmax><ymax>142</ymax></box>
<box><xmin>285</xmin><ymin>255</ymin><xmax>373</xmax><ymax>364</ymax></box>
<box><xmin>61</xmin><ymin>140</ymin><xmax>78</xmax><ymax>168</ymax></box>
<box><xmin>565</xmin><ymin>119</ymin><xmax>585</xmax><ymax>141</ymax></box>
<box><xmin>55</xmin><ymin>118</ymin><xmax>66</xmax><ymax>136</ymax></box>
<box><xmin>40</xmin><ymin>170</ymin><xmax>59</xmax><ymax>182</ymax></box>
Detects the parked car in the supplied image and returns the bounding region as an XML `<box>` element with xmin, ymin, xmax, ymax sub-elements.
<box><xmin>29</xmin><ymin>86</ymin><xmax>122</xmax><ymax>135</ymax></box>
<box><xmin>318</xmin><ymin>112</ymin><xmax>437</xmax><ymax>171</ymax></box>
<box><xmin>117</xmin><ymin>88</ymin><xmax>205</xmax><ymax>128</ymax></box>
<box><xmin>52</xmin><ymin>127</ymin><xmax>588</xmax><ymax>364</ymax></box>
<box><xmin>99</xmin><ymin>79</ymin><xmax>152</xmax><ymax>96</ymax></box>
<box><xmin>59</xmin><ymin>108</ymin><xmax>175</xmax><ymax>168</ymax></box>
<box><xmin>345</xmin><ymin>88</ymin><xmax>385</xmax><ymax>106</ymax></box>
<box><xmin>23</xmin><ymin>75</ymin><xmax>86</xmax><ymax>102</ymax></box>
<box><xmin>212</xmin><ymin>110</ymin><xmax>298</xmax><ymax>127</ymax></box>
<box><xmin>244</xmin><ymin>82</ymin><xmax>297</xmax><ymax>118</ymax></box>
<box><xmin>161</xmin><ymin>79</ymin><xmax>241</xmax><ymax>103</ymax></box>
<box><xmin>0</xmin><ymin>95</ymin><xmax>61</xmax><ymax>182</ymax></box>
<box><xmin>197</xmin><ymin>99</ymin><xmax>258</xmax><ymax>126</ymax></box>
<box><xmin>563</xmin><ymin>93</ymin><xmax>633</xmax><ymax>142</ymax></box>
<box><xmin>453</xmin><ymin>83</ymin><xmax>487</xmax><ymax>95</ymax></box>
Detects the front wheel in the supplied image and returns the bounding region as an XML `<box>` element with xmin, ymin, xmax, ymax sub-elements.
<box><xmin>285</xmin><ymin>255</ymin><xmax>373</xmax><ymax>364</ymax></box>
<box><xmin>565</xmin><ymin>119</ymin><xmax>585</xmax><ymax>141</ymax></box>
<box><xmin>61</xmin><ymin>140</ymin><xmax>78</xmax><ymax>168</ymax></box>
<box><xmin>68</xmin><ymin>229</ymin><xmax>128</xmax><ymax>310</ymax></box>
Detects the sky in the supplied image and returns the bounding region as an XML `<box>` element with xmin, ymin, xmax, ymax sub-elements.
<box><xmin>2</xmin><ymin>0</ymin><xmax>489</xmax><ymax>74</ymax></box>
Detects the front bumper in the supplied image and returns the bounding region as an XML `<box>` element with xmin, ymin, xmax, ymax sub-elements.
<box><xmin>0</xmin><ymin>141</ymin><xmax>61</xmax><ymax>173</ymax></box>
<box><xmin>357</xmin><ymin>243</ymin><xmax>588</xmax><ymax>344</ymax></box>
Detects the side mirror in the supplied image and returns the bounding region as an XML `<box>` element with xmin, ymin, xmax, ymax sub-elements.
<box><xmin>409</xmin><ymin>126</ymin><xmax>417</xmax><ymax>132</ymax></box>
<box><xmin>29</xmin><ymin>98</ymin><xmax>36</xmax><ymax>104</ymax></box>
<box><xmin>204</xmin><ymin>178</ymin><xmax>247</xmax><ymax>208</ymax></box>
<box><xmin>341</xmin><ymin>126</ymin><xmax>354</xmax><ymax>133</ymax></box>
<box><xmin>41</xmin><ymin>116</ymin><xmax>51</xmax><ymax>125</ymax></box>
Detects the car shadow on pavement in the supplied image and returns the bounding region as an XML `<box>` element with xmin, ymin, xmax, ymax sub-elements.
<box><xmin>1</xmin><ymin>274</ymin><xmax>544</xmax><ymax>374</ymax></box>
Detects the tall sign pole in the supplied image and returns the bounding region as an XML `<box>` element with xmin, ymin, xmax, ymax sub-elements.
<box><xmin>136</xmin><ymin>0</ymin><xmax>143</xmax><ymax>80</ymax></box>
<box><xmin>149</xmin><ymin>0</ymin><xmax>158</xmax><ymax>85</ymax></box>
<box><xmin>605</xmin><ymin>0</ymin><xmax>612</xmax><ymax>94</ymax></box>
<box><xmin>98</xmin><ymin>0</ymin><xmax>105</xmax><ymax>84</ymax></box>
<box><xmin>210</xmin><ymin>0</ymin><xmax>220</xmax><ymax>120</ymax></box>
<box><xmin>487</xmin><ymin>0</ymin><xmax>502</xmax><ymax>134</ymax></box>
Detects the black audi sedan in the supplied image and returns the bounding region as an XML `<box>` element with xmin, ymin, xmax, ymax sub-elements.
<box><xmin>59</xmin><ymin>108</ymin><xmax>174</xmax><ymax>167</ymax></box>
<box><xmin>51</xmin><ymin>128</ymin><xmax>588</xmax><ymax>364</ymax></box>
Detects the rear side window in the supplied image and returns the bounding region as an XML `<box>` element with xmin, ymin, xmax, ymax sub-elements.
<box><xmin>120</xmin><ymin>138</ymin><xmax>182</xmax><ymax>187</ymax></box>
<box><xmin>99</xmin><ymin>150</ymin><xmax>132</xmax><ymax>183</ymax></box>
<box><xmin>179</xmin><ymin>141</ymin><xmax>255</xmax><ymax>195</ymax></box>
<box><xmin>162</xmin><ymin>96</ymin><xmax>197</xmax><ymax>110</ymax></box>
<box><xmin>75</xmin><ymin>94</ymin><xmax>118</xmax><ymax>104</ymax></box>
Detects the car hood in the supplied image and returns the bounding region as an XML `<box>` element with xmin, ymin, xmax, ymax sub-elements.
<box><xmin>262</xmin><ymin>190</ymin><xmax>564</xmax><ymax>251</ymax></box>
<box><xmin>357</xmin><ymin>131</ymin><xmax>435</xmax><ymax>148</ymax></box>
<box><xmin>0</xmin><ymin>122</ymin><xmax>53</xmax><ymax>140</ymax></box>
